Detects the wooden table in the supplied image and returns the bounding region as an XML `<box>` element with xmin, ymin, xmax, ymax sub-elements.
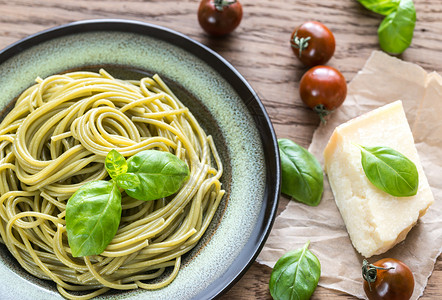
<box><xmin>0</xmin><ymin>0</ymin><xmax>440</xmax><ymax>299</ymax></box>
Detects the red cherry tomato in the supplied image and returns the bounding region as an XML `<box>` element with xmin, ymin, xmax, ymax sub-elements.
<box><xmin>362</xmin><ymin>258</ymin><xmax>414</xmax><ymax>300</ymax></box>
<box><xmin>299</xmin><ymin>65</ymin><xmax>347</xmax><ymax>121</ymax></box>
<box><xmin>197</xmin><ymin>0</ymin><xmax>243</xmax><ymax>36</ymax></box>
<box><xmin>290</xmin><ymin>21</ymin><xmax>336</xmax><ymax>67</ymax></box>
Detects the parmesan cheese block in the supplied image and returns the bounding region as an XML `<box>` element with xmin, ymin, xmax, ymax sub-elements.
<box><xmin>323</xmin><ymin>100</ymin><xmax>434</xmax><ymax>257</ymax></box>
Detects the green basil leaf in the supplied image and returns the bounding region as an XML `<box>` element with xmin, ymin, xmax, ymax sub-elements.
<box><xmin>269</xmin><ymin>241</ymin><xmax>321</xmax><ymax>300</ymax></box>
<box><xmin>359</xmin><ymin>145</ymin><xmax>419</xmax><ymax>197</ymax></box>
<box><xmin>126</xmin><ymin>150</ymin><xmax>190</xmax><ymax>201</ymax></box>
<box><xmin>278</xmin><ymin>138</ymin><xmax>323</xmax><ymax>206</ymax></box>
<box><xmin>105</xmin><ymin>149</ymin><xmax>127</xmax><ymax>179</ymax></box>
<box><xmin>66</xmin><ymin>181</ymin><xmax>122</xmax><ymax>257</ymax></box>
<box><xmin>357</xmin><ymin>0</ymin><xmax>400</xmax><ymax>16</ymax></box>
<box><xmin>378</xmin><ymin>0</ymin><xmax>416</xmax><ymax>54</ymax></box>
<box><xmin>115</xmin><ymin>173</ymin><xmax>141</xmax><ymax>189</ymax></box>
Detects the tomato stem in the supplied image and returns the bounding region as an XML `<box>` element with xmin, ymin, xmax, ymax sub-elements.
<box><xmin>362</xmin><ymin>259</ymin><xmax>395</xmax><ymax>292</ymax></box>
<box><xmin>313</xmin><ymin>104</ymin><xmax>331</xmax><ymax>123</ymax></box>
<box><xmin>214</xmin><ymin>0</ymin><xmax>237</xmax><ymax>11</ymax></box>
<box><xmin>291</xmin><ymin>30</ymin><xmax>311</xmax><ymax>58</ymax></box>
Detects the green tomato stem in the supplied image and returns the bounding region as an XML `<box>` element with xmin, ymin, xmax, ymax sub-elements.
<box><xmin>313</xmin><ymin>104</ymin><xmax>332</xmax><ymax>123</ymax></box>
<box><xmin>214</xmin><ymin>0</ymin><xmax>237</xmax><ymax>11</ymax></box>
<box><xmin>362</xmin><ymin>259</ymin><xmax>395</xmax><ymax>291</ymax></box>
<box><xmin>291</xmin><ymin>30</ymin><xmax>311</xmax><ymax>58</ymax></box>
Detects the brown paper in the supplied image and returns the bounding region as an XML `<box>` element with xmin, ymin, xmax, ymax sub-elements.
<box><xmin>257</xmin><ymin>51</ymin><xmax>442</xmax><ymax>299</ymax></box>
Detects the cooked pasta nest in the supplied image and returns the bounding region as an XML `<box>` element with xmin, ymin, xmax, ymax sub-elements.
<box><xmin>0</xmin><ymin>69</ymin><xmax>224</xmax><ymax>299</ymax></box>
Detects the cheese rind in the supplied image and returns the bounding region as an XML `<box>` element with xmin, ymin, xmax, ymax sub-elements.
<box><xmin>323</xmin><ymin>100</ymin><xmax>434</xmax><ymax>257</ymax></box>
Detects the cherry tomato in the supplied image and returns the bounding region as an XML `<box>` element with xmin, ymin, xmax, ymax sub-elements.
<box><xmin>299</xmin><ymin>65</ymin><xmax>347</xmax><ymax>121</ymax></box>
<box><xmin>198</xmin><ymin>0</ymin><xmax>243</xmax><ymax>36</ymax></box>
<box><xmin>362</xmin><ymin>258</ymin><xmax>414</xmax><ymax>300</ymax></box>
<box><xmin>290</xmin><ymin>21</ymin><xmax>336</xmax><ymax>67</ymax></box>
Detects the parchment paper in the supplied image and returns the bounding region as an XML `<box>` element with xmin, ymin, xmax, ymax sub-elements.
<box><xmin>257</xmin><ymin>51</ymin><xmax>442</xmax><ymax>299</ymax></box>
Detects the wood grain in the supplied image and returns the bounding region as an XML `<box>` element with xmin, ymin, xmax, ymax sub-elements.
<box><xmin>0</xmin><ymin>0</ymin><xmax>441</xmax><ymax>299</ymax></box>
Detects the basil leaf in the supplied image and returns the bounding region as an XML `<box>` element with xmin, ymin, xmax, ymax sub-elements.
<box><xmin>359</xmin><ymin>145</ymin><xmax>419</xmax><ymax>197</ymax></box>
<box><xmin>126</xmin><ymin>150</ymin><xmax>190</xmax><ymax>201</ymax></box>
<box><xmin>66</xmin><ymin>181</ymin><xmax>122</xmax><ymax>257</ymax></box>
<box><xmin>105</xmin><ymin>149</ymin><xmax>127</xmax><ymax>179</ymax></box>
<box><xmin>269</xmin><ymin>241</ymin><xmax>321</xmax><ymax>300</ymax></box>
<box><xmin>115</xmin><ymin>173</ymin><xmax>141</xmax><ymax>189</ymax></box>
<box><xmin>357</xmin><ymin>0</ymin><xmax>400</xmax><ymax>16</ymax></box>
<box><xmin>278</xmin><ymin>138</ymin><xmax>323</xmax><ymax>206</ymax></box>
<box><xmin>377</xmin><ymin>0</ymin><xmax>416</xmax><ymax>54</ymax></box>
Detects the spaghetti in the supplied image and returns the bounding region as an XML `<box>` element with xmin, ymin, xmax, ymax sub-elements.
<box><xmin>0</xmin><ymin>69</ymin><xmax>224</xmax><ymax>299</ymax></box>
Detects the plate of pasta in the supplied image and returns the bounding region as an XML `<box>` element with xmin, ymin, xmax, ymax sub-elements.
<box><xmin>0</xmin><ymin>19</ymin><xmax>280</xmax><ymax>299</ymax></box>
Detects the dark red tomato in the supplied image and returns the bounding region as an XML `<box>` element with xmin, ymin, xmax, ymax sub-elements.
<box><xmin>362</xmin><ymin>258</ymin><xmax>414</xmax><ymax>300</ymax></box>
<box><xmin>290</xmin><ymin>21</ymin><xmax>335</xmax><ymax>67</ymax></box>
<box><xmin>198</xmin><ymin>0</ymin><xmax>243</xmax><ymax>36</ymax></box>
<box><xmin>299</xmin><ymin>65</ymin><xmax>346</xmax><ymax>121</ymax></box>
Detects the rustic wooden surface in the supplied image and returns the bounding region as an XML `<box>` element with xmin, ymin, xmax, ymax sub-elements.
<box><xmin>0</xmin><ymin>0</ymin><xmax>441</xmax><ymax>299</ymax></box>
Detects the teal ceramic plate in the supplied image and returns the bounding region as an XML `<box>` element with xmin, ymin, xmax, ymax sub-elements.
<box><xmin>0</xmin><ymin>19</ymin><xmax>280</xmax><ymax>300</ymax></box>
